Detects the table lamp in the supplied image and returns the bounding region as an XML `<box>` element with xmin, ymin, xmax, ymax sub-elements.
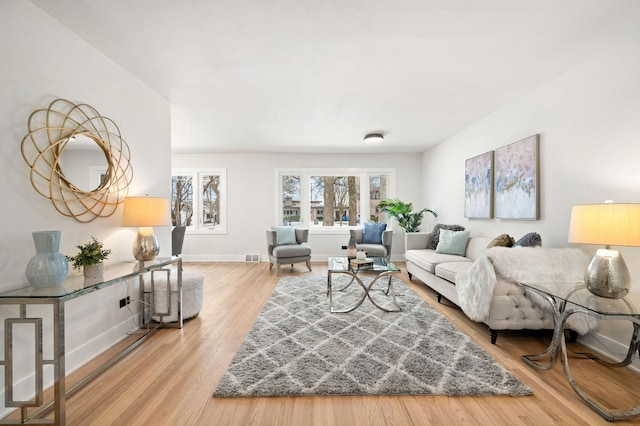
<box><xmin>122</xmin><ymin>196</ymin><xmax>171</xmax><ymax>261</ymax></box>
<box><xmin>568</xmin><ymin>203</ymin><xmax>640</xmax><ymax>298</ymax></box>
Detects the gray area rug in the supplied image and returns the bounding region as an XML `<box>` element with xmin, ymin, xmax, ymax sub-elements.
<box><xmin>213</xmin><ymin>275</ymin><xmax>532</xmax><ymax>397</ymax></box>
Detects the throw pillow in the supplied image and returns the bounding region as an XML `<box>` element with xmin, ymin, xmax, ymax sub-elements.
<box><xmin>271</xmin><ymin>226</ymin><xmax>297</xmax><ymax>245</ymax></box>
<box><xmin>514</xmin><ymin>232</ymin><xmax>542</xmax><ymax>247</ymax></box>
<box><xmin>427</xmin><ymin>224</ymin><xmax>465</xmax><ymax>249</ymax></box>
<box><xmin>487</xmin><ymin>234</ymin><xmax>515</xmax><ymax>248</ymax></box>
<box><xmin>435</xmin><ymin>229</ymin><xmax>471</xmax><ymax>256</ymax></box>
<box><xmin>362</xmin><ymin>223</ymin><xmax>387</xmax><ymax>244</ymax></box>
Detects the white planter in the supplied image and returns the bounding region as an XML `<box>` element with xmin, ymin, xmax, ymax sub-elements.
<box><xmin>83</xmin><ymin>262</ymin><xmax>104</xmax><ymax>280</ymax></box>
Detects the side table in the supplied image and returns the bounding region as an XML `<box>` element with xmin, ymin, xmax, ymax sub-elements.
<box><xmin>519</xmin><ymin>281</ymin><xmax>640</xmax><ymax>422</ymax></box>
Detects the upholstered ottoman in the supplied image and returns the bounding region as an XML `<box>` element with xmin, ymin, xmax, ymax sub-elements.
<box><xmin>145</xmin><ymin>269</ymin><xmax>204</xmax><ymax>323</ymax></box>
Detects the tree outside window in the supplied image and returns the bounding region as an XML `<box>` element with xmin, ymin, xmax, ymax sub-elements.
<box><xmin>277</xmin><ymin>169</ymin><xmax>394</xmax><ymax>230</ymax></box>
<box><xmin>171</xmin><ymin>169</ymin><xmax>227</xmax><ymax>233</ymax></box>
<box><xmin>282</xmin><ymin>175</ymin><xmax>301</xmax><ymax>226</ymax></box>
<box><xmin>310</xmin><ymin>176</ymin><xmax>360</xmax><ymax>227</ymax></box>
<box><xmin>171</xmin><ymin>175</ymin><xmax>193</xmax><ymax>226</ymax></box>
<box><xmin>202</xmin><ymin>175</ymin><xmax>220</xmax><ymax>226</ymax></box>
<box><xmin>369</xmin><ymin>175</ymin><xmax>388</xmax><ymax>223</ymax></box>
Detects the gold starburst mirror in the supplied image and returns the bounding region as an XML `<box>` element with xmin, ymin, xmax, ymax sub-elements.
<box><xmin>21</xmin><ymin>99</ymin><xmax>133</xmax><ymax>222</ymax></box>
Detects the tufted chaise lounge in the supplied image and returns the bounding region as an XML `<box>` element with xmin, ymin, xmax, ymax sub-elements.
<box><xmin>405</xmin><ymin>233</ymin><xmax>555</xmax><ymax>344</ymax></box>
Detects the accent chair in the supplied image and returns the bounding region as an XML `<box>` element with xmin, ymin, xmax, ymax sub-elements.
<box><xmin>349</xmin><ymin>226</ymin><xmax>392</xmax><ymax>259</ymax></box>
<box><xmin>266</xmin><ymin>227</ymin><xmax>312</xmax><ymax>275</ymax></box>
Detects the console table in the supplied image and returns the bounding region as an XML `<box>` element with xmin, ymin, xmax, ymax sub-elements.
<box><xmin>519</xmin><ymin>282</ymin><xmax>640</xmax><ymax>421</ymax></box>
<box><xmin>0</xmin><ymin>257</ymin><xmax>183</xmax><ymax>426</ymax></box>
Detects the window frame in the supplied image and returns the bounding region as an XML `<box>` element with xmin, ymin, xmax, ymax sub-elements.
<box><xmin>171</xmin><ymin>168</ymin><xmax>227</xmax><ymax>235</ymax></box>
<box><xmin>275</xmin><ymin>168</ymin><xmax>396</xmax><ymax>235</ymax></box>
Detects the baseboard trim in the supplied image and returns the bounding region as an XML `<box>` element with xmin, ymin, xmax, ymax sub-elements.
<box><xmin>180</xmin><ymin>254</ymin><xmax>405</xmax><ymax>263</ymax></box>
<box><xmin>180</xmin><ymin>254</ymin><xmax>249</xmax><ymax>262</ymax></box>
<box><xmin>578</xmin><ymin>331</ymin><xmax>640</xmax><ymax>373</ymax></box>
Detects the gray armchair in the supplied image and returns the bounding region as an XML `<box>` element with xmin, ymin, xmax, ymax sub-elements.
<box><xmin>172</xmin><ymin>225</ymin><xmax>186</xmax><ymax>257</ymax></box>
<box><xmin>350</xmin><ymin>228</ymin><xmax>392</xmax><ymax>259</ymax></box>
<box><xmin>266</xmin><ymin>228</ymin><xmax>312</xmax><ymax>275</ymax></box>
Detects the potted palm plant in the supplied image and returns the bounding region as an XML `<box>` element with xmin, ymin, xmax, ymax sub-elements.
<box><xmin>377</xmin><ymin>199</ymin><xmax>437</xmax><ymax>233</ymax></box>
<box><xmin>66</xmin><ymin>237</ymin><xmax>112</xmax><ymax>279</ymax></box>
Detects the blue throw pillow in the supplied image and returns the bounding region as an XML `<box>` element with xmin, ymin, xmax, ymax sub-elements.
<box><xmin>435</xmin><ymin>229</ymin><xmax>471</xmax><ymax>256</ymax></box>
<box><xmin>362</xmin><ymin>223</ymin><xmax>387</xmax><ymax>244</ymax></box>
<box><xmin>271</xmin><ymin>226</ymin><xmax>297</xmax><ymax>245</ymax></box>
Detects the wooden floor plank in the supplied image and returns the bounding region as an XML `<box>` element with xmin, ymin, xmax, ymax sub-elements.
<box><xmin>4</xmin><ymin>261</ymin><xmax>640</xmax><ymax>425</ymax></box>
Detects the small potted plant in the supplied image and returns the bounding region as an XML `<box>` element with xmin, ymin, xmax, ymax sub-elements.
<box><xmin>66</xmin><ymin>237</ymin><xmax>112</xmax><ymax>279</ymax></box>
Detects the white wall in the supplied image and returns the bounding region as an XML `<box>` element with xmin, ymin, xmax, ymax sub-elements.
<box><xmin>5</xmin><ymin>0</ymin><xmax>638</xmax><ymax>412</ymax></box>
<box><xmin>0</xmin><ymin>1</ymin><xmax>171</xmax><ymax>413</ymax></box>
<box><xmin>171</xmin><ymin>153</ymin><xmax>425</xmax><ymax>262</ymax></box>
<box><xmin>421</xmin><ymin>26</ymin><xmax>640</xmax><ymax>352</ymax></box>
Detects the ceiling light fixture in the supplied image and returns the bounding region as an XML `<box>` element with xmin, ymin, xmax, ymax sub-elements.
<box><xmin>364</xmin><ymin>133</ymin><xmax>384</xmax><ymax>144</ymax></box>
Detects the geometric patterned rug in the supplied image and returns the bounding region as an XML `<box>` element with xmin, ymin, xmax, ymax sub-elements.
<box><xmin>213</xmin><ymin>275</ymin><xmax>532</xmax><ymax>397</ymax></box>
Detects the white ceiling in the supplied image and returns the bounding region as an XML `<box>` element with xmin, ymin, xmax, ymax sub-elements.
<box><xmin>31</xmin><ymin>0</ymin><xmax>639</xmax><ymax>154</ymax></box>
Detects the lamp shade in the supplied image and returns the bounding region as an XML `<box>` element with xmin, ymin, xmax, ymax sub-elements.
<box><xmin>568</xmin><ymin>203</ymin><xmax>640</xmax><ymax>247</ymax></box>
<box><xmin>122</xmin><ymin>197</ymin><xmax>171</xmax><ymax>227</ymax></box>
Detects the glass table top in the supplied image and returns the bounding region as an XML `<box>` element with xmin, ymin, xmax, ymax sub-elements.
<box><xmin>328</xmin><ymin>256</ymin><xmax>400</xmax><ymax>273</ymax></box>
<box><xmin>520</xmin><ymin>282</ymin><xmax>640</xmax><ymax>317</ymax></box>
<box><xmin>0</xmin><ymin>257</ymin><xmax>181</xmax><ymax>300</ymax></box>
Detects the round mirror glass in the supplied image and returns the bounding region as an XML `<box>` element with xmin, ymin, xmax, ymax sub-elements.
<box><xmin>58</xmin><ymin>134</ymin><xmax>110</xmax><ymax>193</ymax></box>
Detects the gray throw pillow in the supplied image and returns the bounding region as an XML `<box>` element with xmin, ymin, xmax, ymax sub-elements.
<box><xmin>513</xmin><ymin>232</ymin><xmax>542</xmax><ymax>247</ymax></box>
<box><xmin>427</xmin><ymin>224</ymin><xmax>465</xmax><ymax>249</ymax></box>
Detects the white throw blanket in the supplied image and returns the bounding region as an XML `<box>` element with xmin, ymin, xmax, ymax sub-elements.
<box><xmin>456</xmin><ymin>246</ymin><xmax>593</xmax><ymax>333</ymax></box>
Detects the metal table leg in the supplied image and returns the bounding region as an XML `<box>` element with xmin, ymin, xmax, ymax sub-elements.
<box><xmin>328</xmin><ymin>271</ymin><xmax>400</xmax><ymax>313</ymax></box>
<box><xmin>559</xmin><ymin>310</ymin><xmax>640</xmax><ymax>421</ymax></box>
<box><xmin>522</xmin><ymin>289</ymin><xmax>563</xmax><ymax>370</ymax></box>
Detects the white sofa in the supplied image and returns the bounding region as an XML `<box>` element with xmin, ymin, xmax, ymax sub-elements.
<box><xmin>405</xmin><ymin>232</ymin><xmax>560</xmax><ymax>344</ymax></box>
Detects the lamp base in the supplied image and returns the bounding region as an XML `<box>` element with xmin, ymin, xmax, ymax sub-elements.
<box><xmin>585</xmin><ymin>249</ymin><xmax>630</xmax><ymax>299</ymax></box>
<box><xmin>132</xmin><ymin>227</ymin><xmax>160</xmax><ymax>261</ymax></box>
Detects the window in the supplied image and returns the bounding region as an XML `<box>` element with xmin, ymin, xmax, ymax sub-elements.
<box><xmin>310</xmin><ymin>175</ymin><xmax>360</xmax><ymax>227</ymax></box>
<box><xmin>277</xmin><ymin>169</ymin><xmax>395</xmax><ymax>233</ymax></box>
<box><xmin>89</xmin><ymin>166</ymin><xmax>108</xmax><ymax>190</ymax></box>
<box><xmin>171</xmin><ymin>168</ymin><xmax>227</xmax><ymax>233</ymax></box>
<box><xmin>281</xmin><ymin>175</ymin><xmax>301</xmax><ymax>226</ymax></box>
<box><xmin>369</xmin><ymin>175</ymin><xmax>389</xmax><ymax>223</ymax></box>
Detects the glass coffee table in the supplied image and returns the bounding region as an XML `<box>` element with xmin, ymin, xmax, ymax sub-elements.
<box><xmin>327</xmin><ymin>256</ymin><xmax>401</xmax><ymax>313</ymax></box>
<box><xmin>519</xmin><ymin>281</ymin><xmax>640</xmax><ymax>422</ymax></box>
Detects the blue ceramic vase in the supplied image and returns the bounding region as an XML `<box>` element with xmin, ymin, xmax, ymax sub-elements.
<box><xmin>25</xmin><ymin>231</ymin><xmax>69</xmax><ymax>288</ymax></box>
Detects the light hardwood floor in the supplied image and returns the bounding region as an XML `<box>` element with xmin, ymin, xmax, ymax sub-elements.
<box><xmin>7</xmin><ymin>262</ymin><xmax>640</xmax><ymax>425</ymax></box>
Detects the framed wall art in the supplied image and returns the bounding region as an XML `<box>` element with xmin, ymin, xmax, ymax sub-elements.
<box><xmin>494</xmin><ymin>134</ymin><xmax>539</xmax><ymax>220</ymax></box>
<box><xmin>464</xmin><ymin>150</ymin><xmax>493</xmax><ymax>219</ymax></box>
